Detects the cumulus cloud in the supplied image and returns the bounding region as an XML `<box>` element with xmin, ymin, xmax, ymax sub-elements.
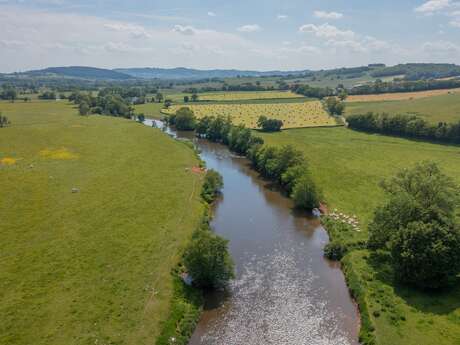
<box><xmin>422</xmin><ymin>40</ymin><xmax>460</xmax><ymax>52</ymax></box>
<box><xmin>172</xmin><ymin>24</ymin><xmax>197</xmax><ymax>35</ymax></box>
<box><xmin>207</xmin><ymin>11</ymin><xmax>216</xmax><ymax>17</ymax></box>
<box><xmin>277</xmin><ymin>14</ymin><xmax>288</xmax><ymax>20</ymax></box>
<box><xmin>299</xmin><ymin>23</ymin><xmax>354</xmax><ymax>39</ymax></box>
<box><xmin>415</xmin><ymin>0</ymin><xmax>451</xmax><ymax>13</ymax></box>
<box><xmin>237</xmin><ymin>24</ymin><xmax>261</xmax><ymax>32</ymax></box>
<box><xmin>104</xmin><ymin>23</ymin><xmax>152</xmax><ymax>39</ymax></box>
<box><xmin>314</xmin><ymin>11</ymin><xmax>343</xmax><ymax>19</ymax></box>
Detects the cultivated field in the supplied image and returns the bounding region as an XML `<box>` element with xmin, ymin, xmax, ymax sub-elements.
<box><xmin>0</xmin><ymin>100</ymin><xmax>204</xmax><ymax>345</ymax></box>
<box><xmin>162</xmin><ymin>101</ymin><xmax>339</xmax><ymax>129</ymax></box>
<box><xmin>347</xmin><ymin>87</ymin><xmax>460</xmax><ymax>102</ymax></box>
<box><xmin>198</xmin><ymin>91</ymin><xmax>303</xmax><ymax>101</ymax></box>
<box><xmin>346</xmin><ymin>91</ymin><xmax>460</xmax><ymax>123</ymax></box>
<box><xmin>257</xmin><ymin>126</ymin><xmax>460</xmax><ymax>345</ymax></box>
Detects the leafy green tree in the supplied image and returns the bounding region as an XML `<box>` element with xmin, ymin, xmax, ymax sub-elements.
<box><xmin>257</xmin><ymin>116</ymin><xmax>283</xmax><ymax>132</ymax></box>
<box><xmin>191</xmin><ymin>93</ymin><xmax>199</xmax><ymax>102</ymax></box>
<box><xmin>369</xmin><ymin>161</ymin><xmax>458</xmax><ymax>249</ymax></box>
<box><xmin>164</xmin><ymin>99</ymin><xmax>172</xmax><ymax>108</ymax></box>
<box><xmin>183</xmin><ymin>229</ymin><xmax>234</xmax><ymax>289</ymax></box>
<box><xmin>175</xmin><ymin>107</ymin><xmax>196</xmax><ymax>130</ymax></box>
<box><xmin>184</xmin><ymin>95</ymin><xmax>190</xmax><ymax>103</ymax></box>
<box><xmin>155</xmin><ymin>92</ymin><xmax>164</xmax><ymax>103</ymax></box>
<box><xmin>201</xmin><ymin>169</ymin><xmax>224</xmax><ymax>203</ymax></box>
<box><xmin>391</xmin><ymin>221</ymin><xmax>460</xmax><ymax>289</ymax></box>
<box><xmin>368</xmin><ymin>161</ymin><xmax>460</xmax><ymax>289</ymax></box>
<box><xmin>325</xmin><ymin>97</ymin><xmax>345</xmax><ymax>116</ymax></box>
<box><xmin>0</xmin><ymin>112</ymin><xmax>10</xmax><ymax>128</ymax></box>
<box><xmin>292</xmin><ymin>172</ymin><xmax>322</xmax><ymax>210</ymax></box>
<box><xmin>281</xmin><ymin>163</ymin><xmax>309</xmax><ymax>194</ymax></box>
<box><xmin>2</xmin><ymin>87</ymin><xmax>17</xmax><ymax>102</ymax></box>
<box><xmin>78</xmin><ymin>101</ymin><xmax>90</xmax><ymax>115</ymax></box>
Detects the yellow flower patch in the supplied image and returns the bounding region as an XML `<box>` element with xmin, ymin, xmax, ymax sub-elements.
<box><xmin>0</xmin><ymin>157</ymin><xmax>17</xmax><ymax>165</ymax></box>
<box><xmin>39</xmin><ymin>148</ymin><xmax>79</xmax><ymax>160</ymax></box>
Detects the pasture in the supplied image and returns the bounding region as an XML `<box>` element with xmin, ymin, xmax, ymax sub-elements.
<box><xmin>346</xmin><ymin>91</ymin><xmax>460</xmax><ymax>123</ymax></box>
<box><xmin>0</xmin><ymin>100</ymin><xmax>204</xmax><ymax>345</ymax></box>
<box><xmin>347</xmin><ymin>87</ymin><xmax>460</xmax><ymax>102</ymax></box>
<box><xmin>162</xmin><ymin>101</ymin><xmax>340</xmax><ymax>129</ymax></box>
<box><xmin>258</xmin><ymin>126</ymin><xmax>460</xmax><ymax>345</ymax></box>
<box><xmin>198</xmin><ymin>91</ymin><xmax>303</xmax><ymax>101</ymax></box>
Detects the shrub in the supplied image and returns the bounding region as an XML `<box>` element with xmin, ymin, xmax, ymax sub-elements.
<box><xmin>257</xmin><ymin>115</ymin><xmax>283</xmax><ymax>132</ymax></box>
<box><xmin>183</xmin><ymin>229</ymin><xmax>234</xmax><ymax>289</ymax></box>
<box><xmin>201</xmin><ymin>169</ymin><xmax>224</xmax><ymax>203</ymax></box>
<box><xmin>0</xmin><ymin>113</ymin><xmax>10</xmax><ymax>128</ymax></box>
<box><xmin>324</xmin><ymin>241</ymin><xmax>349</xmax><ymax>260</ymax></box>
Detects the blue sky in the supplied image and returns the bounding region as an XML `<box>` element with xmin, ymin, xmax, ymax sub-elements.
<box><xmin>1</xmin><ymin>0</ymin><xmax>460</xmax><ymax>72</ymax></box>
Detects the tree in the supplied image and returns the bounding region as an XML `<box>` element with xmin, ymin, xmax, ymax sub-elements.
<box><xmin>175</xmin><ymin>107</ymin><xmax>196</xmax><ymax>130</ymax></box>
<box><xmin>391</xmin><ymin>221</ymin><xmax>460</xmax><ymax>289</ymax></box>
<box><xmin>2</xmin><ymin>87</ymin><xmax>17</xmax><ymax>103</ymax></box>
<box><xmin>0</xmin><ymin>112</ymin><xmax>10</xmax><ymax>128</ymax></box>
<box><xmin>137</xmin><ymin>114</ymin><xmax>145</xmax><ymax>123</ymax></box>
<box><xmin>257</xmin><ymin>116</ymin><xmax>283</xmax><ymax>132</ymax></box>
<box><xmin>183</xmin><ymin>229</ymin><xmax>234</xmax><ymax>289</ymax></box>
<box><xmin>368</xmin><ymin>161</ymin><xmax>460</xmax><ymax>289</ymax></box>
<box><xmin>164</xmin><ymin>99</ymin><xmax>172</xmax><ymax>108</ymax></box>
<box><xmin>191</xmin><ymin>93</ymin><xmax>199</xmax><ymax>102</ymax></box>
<box><xmin>155</xmin><ymin>92</ymin><xmax>164</xmax><ymax>103</ymax></box>
<box><xmin>184</xmin><ymin>95</ymin><xmax>190</xmax><ymax>103</ymax></box>
<box><xmin>291</xmin><ymin>172</ymin><xmax>322</xmax><ymax>210</ymax></box>
<box><xmin>78</xmin><ymin>101</ymin><xmax>90</xmax><ymax>115</ymax></box>
<box><xmin>325</xmin><ymin>97</ymin><xmax>345</xmax><ymax>116</ymax></box>
<box><xmin>368</xmin><ymin>161</ymin><xmax>458</xmax><ymax>249</ymax></box>
<box><xmin>201</xmin><ymin>169</ymin><xmax>224</xmax><ymax>203</ymax></box>
<box><xmin>338</xmin><ymin>90</ymin><xmax>348</xmax><ymax>101</ymax></box>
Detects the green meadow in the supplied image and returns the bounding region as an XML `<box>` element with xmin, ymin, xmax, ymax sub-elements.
<box><xmin>0</xmin><ymin>100</ymin><xmax>204</xmax><ymax>345</ymax></box>
<box><xmin>346</xmin><ymin>92</ymin><xmax>460</xmax><ymax>124</ymax></box>
<box><xmin>258</xmin><ymin>126</ymin><xmax>460</xmax><ymax>345</ymax></box>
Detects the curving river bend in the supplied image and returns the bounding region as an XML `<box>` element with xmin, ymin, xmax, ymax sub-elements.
<box><xmin>145</xmin><ymin>120</ymin><xmax>359</xmax><ymax>345</ymax></box>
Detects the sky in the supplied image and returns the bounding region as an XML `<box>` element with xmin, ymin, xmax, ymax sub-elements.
<box><xmin>1</xmin><ymin>0</ymin><xmax>460</xmax><ymax>72</ymax></box>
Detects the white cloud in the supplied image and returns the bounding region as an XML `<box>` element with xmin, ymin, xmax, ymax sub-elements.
<box><xmin>415</xmin><ymin>0</ymin><xmax>451</xmax><ymax>13</ymax></box>
<box><xmin>104</xmin><ymin>23</ymin><xmax>152</xmax><ymax>39</ymax></box>
<box><xmin>314</xmin><ymin>11</ymin><xmax>343</xmax><ymax>19</ymax></box>
<box><xmin>422</xmin><ymin>40</ymin><xmax>460</xmax><ymax>52</ymax></box>
<box><xmin>299</xmin><ymin>23</ymin><xmax>354</xmax><ymax>39</ymax></box>
<box><xmin>277</xmin><ymin>14</ymin><xmax>288</xmax><ymax>20</ymax></box>
<box><xmin>172</xmin><ymin>24</ymin><xmax>197</xmax><ymax>35</ymax></box>
<box><xmin>207</xmin><ymin>11</ymin><xmax>216</xmax><ymax>17</ymax></box>
<box><xmin>237</xmin><ymin>24</ymin><xmax>261</xmax><ymax>32</ymax></box>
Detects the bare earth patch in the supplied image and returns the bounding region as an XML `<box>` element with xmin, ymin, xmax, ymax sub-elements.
<box><xmin>347</xmin><ymin>88</ymin><xmax>460</xmax><ymax>102</ymax></box>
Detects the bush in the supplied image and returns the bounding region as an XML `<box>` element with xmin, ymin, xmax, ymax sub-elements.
<box><xmin>324</xmin><ymin>241</ymin><xmax>349</xmax><ymax>260</ymax></box>
<box><xmin>201</xmin><ymin>169</ymin><xmax>223</xmax><ymax>203</ymax></box>
<box><xmin>183</xmin><ymin>229</ymin><xmax>234</xmax><ymax>289</ymax></box>
<box><xmin>0</xmin><ymin>113</ymin><xmax>10</xmax><ymax>128</ymax></box>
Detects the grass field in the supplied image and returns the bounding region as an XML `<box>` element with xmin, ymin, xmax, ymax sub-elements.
<box><xmin>162</xmin><ymin>101</ymin><xmax>339</xmax><ymax>129</ymax></box>
<box><xmin>198</xmin><ymin>91</ymin><xmax>303</xmax><ymax>101</ymax></box>
<box><xmin>134</xmin><ymin>102</ymin><xmax>165</xmax><ymax>119</ymax></box>
<box><xmin>346</xmin><ymin>92</ymin><xmax>460</xmax><ymax>124</ymax></box>
<box><xmin>347</xmin><ymin>88</ymin><xmax>460</xmax><ymax>102</ymax></box>
<box><xmin>0</xmin><ymin>100</ymin><xmax>204</xmax><ymax>345</ymax></box>
<box><xmin>258</xmin><ymin>126</ymin><xmax>460</xmax><ymax>345</ymax></box>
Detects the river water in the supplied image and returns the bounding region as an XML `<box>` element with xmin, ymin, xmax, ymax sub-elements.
<box><xmin>144</xmin><ymin>119</ymin><xmax>359</xmax><ymax>345</ymax></box>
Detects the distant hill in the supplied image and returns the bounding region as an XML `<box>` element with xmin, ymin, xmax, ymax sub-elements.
<box><xmin>370</xmin><ymin>63</ymin><xmax>460</xmax><ymax>80</ymax></box>
<box><xmin>19</xmin><ymin>66</ymin><xmax>134</xmax><ymax>80</ymax></box>
<box><xmin>114</xmin><ymin>67</ymin><xmax>310</xmax><ymax>80</ymax></box>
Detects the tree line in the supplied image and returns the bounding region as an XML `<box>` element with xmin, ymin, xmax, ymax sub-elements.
<box><xmin>350</xmin><ymin>78</ymin><xmax>460</xmax><ymax>95</ymax></box>
<box><xmin>69</xmin><ymin>91</ymin><xmax>134</xmax><ymax>118</ymax></box>
<box><xmin>347</xmin><ymin>112</ymin><xmax>460</xmax><ymax>144</ymax></box>
<box><xmin>192</xmin><ymin>114</ymin><xmax>323</xmax><ymax>210</ymax></box>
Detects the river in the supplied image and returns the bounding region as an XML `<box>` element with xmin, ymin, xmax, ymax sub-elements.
<box><xmin>144</xmin><ymin>119</ymin><xmax>359</xmax><ymax>345</ymax></box>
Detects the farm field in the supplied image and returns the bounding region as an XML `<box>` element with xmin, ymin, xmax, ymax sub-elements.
<box><xmin>258</xmin><ymin>126</ymin><xmax>460</xmax><ymax>345</ymax></box>
<box><xmin>346</xmin><ymin>91</ymin><xmax>460</xmax><ymax>123</ymax></box>
<box><xmin>134</xmin><ymin>102</ymin><xmax>165</xmax><ymax>119</ymax></box>
<box><xmin>198</xmin><ymin>91</ymin><xmax>303</xmax><ymax>101</ymax></box>
<box><xmin>162</xmin><ymin>101</ymin><xmax>340</xmax><ymax>129</ymax></box>
<box><xmin>347</xmin><ymin>87</ymin><xmax>460</xmax><ymax>102</ymax></box>
<box><xmin>0</xmin><ymin>100</ymin><xmax>204</xmax><ymax>345</ymax></box>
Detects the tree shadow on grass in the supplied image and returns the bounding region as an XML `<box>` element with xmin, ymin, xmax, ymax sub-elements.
<box><xmin>367</xmin><ymin>251</ymin><xmax>460</xmax><ymax>316</ymax></box>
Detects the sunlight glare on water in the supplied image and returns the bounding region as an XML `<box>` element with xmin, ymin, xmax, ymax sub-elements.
<box><xmin>199</xmin><ymin>246</ymin><xmax>352</xmax><ymax>345</ymax></box>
